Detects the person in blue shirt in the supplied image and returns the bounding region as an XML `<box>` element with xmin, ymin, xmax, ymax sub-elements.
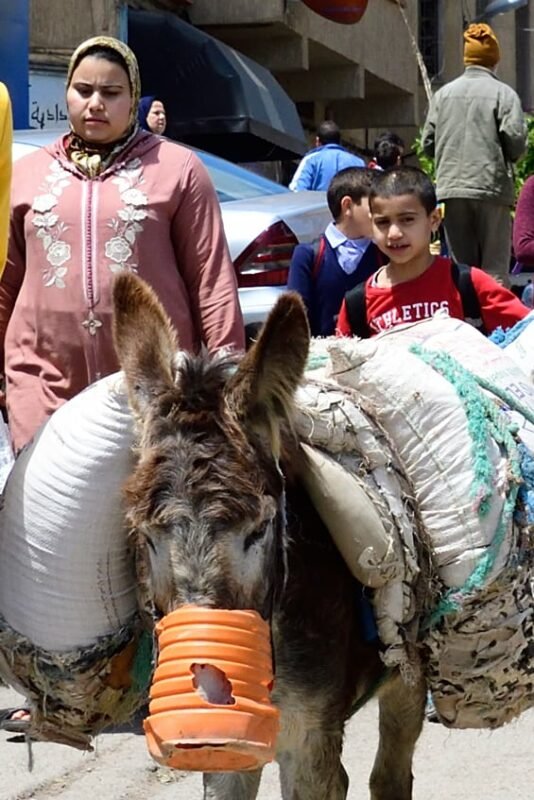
<box><xmin>287</xmin><ymin>167</ymin><xmax>381</xmax><ymax>336</ymax></box>
<box><xmin>288</xmin><ymin>120</ymin><xmax>365</xmax><ymax>192</ymax></box>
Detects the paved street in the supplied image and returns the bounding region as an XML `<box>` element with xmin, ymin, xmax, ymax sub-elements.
<box><xmin>1</xmin><ymin>684</ymin><xmax>534</xmax><ymax>799</ymax></box>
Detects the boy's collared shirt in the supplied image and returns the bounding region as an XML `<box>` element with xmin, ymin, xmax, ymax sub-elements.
<box><xmin>287</xmin><ymin>234</ymin><xmax>381</xmax><ymax>337</ymax></box>
<box><xmin>324</xmin><ymin>221</ymin><xmax>371</xmax><ymax>275</ymax></box>
<box><xmin>336</xmin><ymin>255</ymin><xmax>528</xmax><ymax>337</ymax></box>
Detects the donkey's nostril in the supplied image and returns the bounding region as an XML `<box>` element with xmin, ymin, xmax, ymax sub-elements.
<box><xmin>191</xmin><ymin>663</ymin><xmax>236</xmax><ymax>706</ymax></box>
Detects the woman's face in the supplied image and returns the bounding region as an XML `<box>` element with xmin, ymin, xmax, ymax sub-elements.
<box><xmin>147</xmin><ymin>100</ymin><xmax>166</xmax><ymax>135</ymax></box>
<box><xmin>67</xmin><ymin>55</ymin><xmax>132</xmax><ymax>144</ymax></box>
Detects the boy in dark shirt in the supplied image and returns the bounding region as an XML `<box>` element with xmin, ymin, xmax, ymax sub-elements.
<box><xmin>336</xmin><ymin>166</ymin><xmax>527</xmax><ymax>338</ymax></box>
<box><xmin>287</xmin><ymin>167</ymin><xmax>382</xmax><ymax>336</ymax></box>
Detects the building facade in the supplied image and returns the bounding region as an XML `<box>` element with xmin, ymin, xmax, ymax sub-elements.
<box><xmin>421</xmin><ymin>1</ymin><xmax>534</xmax><ymax>111</ymax></box>
<box><xmin>27</xmin><ymin>0</ymin><xmax>534</xmax><ymax>155</ymax></box>
<box><xmin>28</xmin><ymin>0</ymin><xmax>418</xmax><ymax>153</ymax></box>
<box><xmin>188</xmin><ymin>0</ymin><xmax>419</xmax><ymax>145</ymax></box>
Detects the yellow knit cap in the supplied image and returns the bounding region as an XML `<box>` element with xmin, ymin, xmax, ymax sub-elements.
<box><xmin>464</xmin><ymin>23</ymin><xmax>500</xmax><ymax>68</ymax></box>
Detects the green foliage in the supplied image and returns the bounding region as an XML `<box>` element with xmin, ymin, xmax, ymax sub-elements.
<box><xmin>514</xmin><ymin>115</ymin><xmax>534</xmax><ymax>196</ymax></box>
<box><xmin>412</xmin><ymin>130</ymin><xmax>435</xmax><ymax>181</ymax></box>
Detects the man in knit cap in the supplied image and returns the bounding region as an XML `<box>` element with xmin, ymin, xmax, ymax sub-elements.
<box><xmin>422</xmin><ymin>23</ymin><xmax>526</xmax><ymax>284</ymax></box>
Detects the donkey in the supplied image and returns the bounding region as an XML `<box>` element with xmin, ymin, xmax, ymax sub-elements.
<box><xmin>112</xmin><ymin>272</ymin><xmax>427</xmax><ymax>800</ymax></box>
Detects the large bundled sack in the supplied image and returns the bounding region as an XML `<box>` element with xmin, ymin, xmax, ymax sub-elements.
<box><xmin>378</xmin><ymin>311</ymin><xmax>534</xmax><ymax>454</ymax></box>
<box><xmin>326</xmin><ymin>314</ymin><xmax>533</xmax><ymax>589</ymax></box>
<box><xmin>424</xmin><ymin>554</ymin><xmax>534</xmax><ymax>729</ymax></box>
<box><xmin>294</xmin><ymin>373</ymin><xmax>427</xmax><ymax>682</ymax></box>
<box><xmin>311</xmin><ymin>316</ymin><xmax>534</xmax><ymax>729</ymax></box>
<box><xmin>0</xmin><ymin>373</ymin><xmax>152</xmax><ymax>749</ymax></box>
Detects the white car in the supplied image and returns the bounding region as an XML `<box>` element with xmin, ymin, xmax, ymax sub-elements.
<box><xmin>12</xmin><ymin>130</ymin><xmax>330</xmax><ymax>334</ymax></box>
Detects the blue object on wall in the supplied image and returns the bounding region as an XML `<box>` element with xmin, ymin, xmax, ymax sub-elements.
<box><xmin>0</xmin><ymin>0</ymin><xmax>29</xmax><ymax>129</ymax></box>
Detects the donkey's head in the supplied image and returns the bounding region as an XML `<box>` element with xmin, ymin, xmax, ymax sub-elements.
<box><xmin>113</xmin><ymin>274</ymin><xmax>309</xmax><ymax>619</ymax></box>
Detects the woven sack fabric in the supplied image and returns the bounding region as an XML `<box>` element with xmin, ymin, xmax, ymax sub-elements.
<box><xmin>0</xmin><ymin>373</ymin><xmax>137</xmax><ymax>651</ymax></box>
<box><xmin>327</xmin><ymin>333</ymin><xmax>511</xmax><ymax>589</ymax></box>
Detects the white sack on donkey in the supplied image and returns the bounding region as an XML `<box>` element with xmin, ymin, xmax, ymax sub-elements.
<box><xmin>0</xmin><ymin>373</ymin><xmax>152</xmax><ymax>749</ymax></box>
<box><xmin>317</xmin><ymin>312</ymin><xmax>534</xmax><ymax>729</ymax></box>
<box><xmin>327</xmin><ymin>312</ymin><xmax>534</xmax><ymax>589</ymax></box>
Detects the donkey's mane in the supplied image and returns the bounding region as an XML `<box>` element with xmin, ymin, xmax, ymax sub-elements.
<box><xmin>173</xmin><ymin>350</ymin><xmax>237</xmax><ymax>418</ymax></box>
<box><xmin>127</xmin><ymin>350</ymin><xmax>284</xmax><ymax>528</ymax></box>
<box><xmin>138</xmin><ymin>350</ymin><xmax>238</xmax><ymax>437</ymax></box>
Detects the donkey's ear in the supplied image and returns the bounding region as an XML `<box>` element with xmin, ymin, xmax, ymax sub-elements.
<box><xmin>112</xmin><ymin>272</ymin><xmax>178</xmax><ymax>414</ymax></box>
<box><xmin>228</xmin><ymin>292</ymin><xmax>309</xmax><ymax>430</ymax></box>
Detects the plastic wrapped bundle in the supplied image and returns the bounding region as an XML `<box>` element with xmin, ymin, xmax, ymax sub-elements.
<box><xmin>0</xmin><ymin>373</ymin><xmax>153</xmax><ymax>749</ymax></box>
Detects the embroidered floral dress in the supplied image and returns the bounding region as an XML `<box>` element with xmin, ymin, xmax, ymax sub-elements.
<box><xmin>0</xmin><ymin>130</ymin><xmax>244</xmax><ymax>451</ymax></box>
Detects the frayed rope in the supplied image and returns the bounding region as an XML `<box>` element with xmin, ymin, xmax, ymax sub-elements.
<box><xmin>410</xmin><ymin>344</ymin><xmax>515</xmax><ymax>517</ymax></box>
<box><xmin>410</xmin><ymin>345</ymin><xmax>524</xmax><ymax>627</ymax></box>
<box><xmin>489</xmin><ymin>312</ymin><xmax>534</xmax><ymax>349</ymax></box>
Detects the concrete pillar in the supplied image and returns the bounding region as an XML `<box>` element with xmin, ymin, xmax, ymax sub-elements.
<box><xmin>516</xmin><ymin>4</ymin><xmax>533</xmax><ymax>111</ymax></box>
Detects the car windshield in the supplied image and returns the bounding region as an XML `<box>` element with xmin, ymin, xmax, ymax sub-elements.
<box><xmin>196</xmin><ymin>150</ymin><xmax>288</xmax><ymax>203</ymax></box>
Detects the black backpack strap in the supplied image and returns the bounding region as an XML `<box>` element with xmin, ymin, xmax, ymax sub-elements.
<box><xmin>451</xmin><ymin>262</ymin><xmax>486</xmax><ymax>335</ymax></box>
<box><xmin>345</xmin><ymin>261</ymin><xmax>485</xmax><ymax>340</ymax></box>
<box><xmin>311</xmin><ymin>235</ymin><xmax>327</xmax><ymax>282</ymax></box>
<box><xmin>344</xmin><ymin>280</ymin><xmax>372</xmax><ymax>339</ymax></box>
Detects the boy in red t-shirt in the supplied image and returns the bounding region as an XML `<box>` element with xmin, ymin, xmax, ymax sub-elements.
<box><xmin>336</xmin><ymin>166</ymin><xmax>528</xmax><ymax>337</ymax></box>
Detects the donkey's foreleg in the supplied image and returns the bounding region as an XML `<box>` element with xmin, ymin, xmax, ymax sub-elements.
<box><xmin>369</xmin><ymin>672</ymin><xmax>426</xmax><ymax>800</ymax></box>
<box><xmin>277</xmin><ymin>727</ymin><xmax>348</xmax><ymax>800</ymax></box>
<box><xmin>203</xmin><ymin>769</ymin><xmax>262</xmax><ymax>800</ymax></box>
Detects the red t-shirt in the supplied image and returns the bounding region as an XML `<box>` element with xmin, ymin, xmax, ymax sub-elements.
<box><xmin>336</xmin><ymin>256</ymin><xmax>528</xmax><ymax>337</ymax></box>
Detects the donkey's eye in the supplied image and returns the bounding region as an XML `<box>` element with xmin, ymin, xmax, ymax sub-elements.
<box><xmin>145</xmin><ymin>536</ymin><xmax>157</xmax><ymax>554</ymax></box>
<box><xmin>243</xmin><ymin>527</ymin><xmax>266</xmax><ymax>552</ymax></box>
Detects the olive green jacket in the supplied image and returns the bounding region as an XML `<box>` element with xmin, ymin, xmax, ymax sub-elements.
<box><xmin>422</xmin><ymin>67</ymin><xmax>527</xmax><ymax>206</ymax></box>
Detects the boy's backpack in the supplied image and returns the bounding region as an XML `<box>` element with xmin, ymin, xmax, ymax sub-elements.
<box><xmin>344</xmin><ymin>261</ymin><xmax>486</xmax><ymax>339</ymax></box>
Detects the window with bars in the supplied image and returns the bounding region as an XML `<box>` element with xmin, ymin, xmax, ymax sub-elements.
<box><xmin>419</xmin><ymin>0</ymin><xmax>442</xmax><ymax>79</ymax></box>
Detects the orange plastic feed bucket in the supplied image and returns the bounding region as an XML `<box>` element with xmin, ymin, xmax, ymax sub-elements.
<box><xmin>143</xmin><ymin>607</ymin><xmax>280</xmax><ymax>772</ymax></box>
